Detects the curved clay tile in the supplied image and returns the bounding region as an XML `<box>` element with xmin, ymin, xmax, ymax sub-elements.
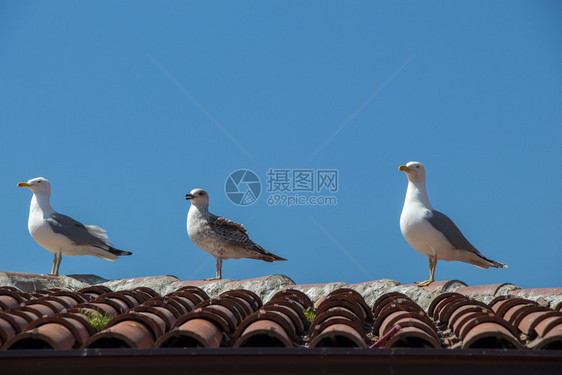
<box><xmin>173</xmin><ymin>286</ymin><xmax>210</xmax><ymax>303</ymax></box>
<box><xmin>384</xmin><ymin>325</ymin><xmax>441</xmax><ymax>348</ymax></box>
<box><xmin>164</xmin><ymin>293</ymin><xmax>198</xmax><ymax>313</ymax></box>
<box><xmin>141</xmin><ymin>297</ymin><xmax>184</xmax><ymax>319</ymax></box>
<box><xmin>0</xmin><ymin>316</ymin><xmax>17</xmax><ymax>347</ymax></box>
<box><xmin>77</xmin><ymin>285</ymin><xmax>113</xmax><ymax>298</ymax></box>
<box><xmin>0</xmin><ymin>295</ymin><xmax>21</xmax><ymax>311</ymax></box>
<box><xmin>261</xmin><ymin>303</ymin><xmax>305</xmax><ymax>335</ymax></box>
<box><xmin>4</xmin><ymin>313</ymin><xmax>94</xmax><ymax>350</ymax></box>
<box><xmin>235</xmin><ymin>309</ymin><xmax>297</xmax><ymax>341</ymax></box>
<box><xmin>309</xmin><ymin>323</ymin><xmax>367</xmax><ymax>348</ymax></box>
<box><xmin>461</xmin><ymin>322</ymin><xmax>522</xmax><ymax>349</ymax></box>
<box><xmin>83</xmin><ymin>298</ymin><xmax>178</xmax><ymax>350</ymax></box>
<box><xmin>503</xmin><ymin>303</ymin><xmax>545</xmax><ymax>326</ymax></box>
<box><xmin>19</xmin><ymin>303</ymin><xmax>58</xmax><ymax>318</ymax></box>
<box><xmin>324</xmin><ymin>289</ymin><xmax>372</xmax><ymax>319</ymax></box>
<box><xmin>101</xmin><ymin>291</ymin><xmax>143</xmax><ymax>309</ymax></box>
<box><xmin>534</xmin><ymin>316</ymin><xmax>562</xmax><ymax>338</ymax></box>
<box><xmin>155</xmin><ymin>318</ymin><xmax>223</xmax><ymax>348</ymax></box>
<box><xmin>269</xmin><ymin>289</ymin><xmax>313</xmax><ymax>310</ymax></box>
<box><xmin>314</xmin><ymin>306</ymin><xmax>363</xmax><ymax>328</ymax></box>
<box><xmin>437</xmin><ymin>297</ymin><xmax>489</xmax><ymax>324</ymax></box>
<box><xmin>84</xmin><ymin>320</ymin><xmax>154</xmax><ymax>349</ymax></box>
<box><xmin>427</xmin><ymin>292</ymin><xmax>466</xmax><ymax>320</ymax></box>
<box><xmin>220</xmin><ymin>289</ymin><xmax>262</xmax><ymax>311</ymax></box>
<box><xmin>378</xmin><ymin>311</ymin><xmax>439</xmax><ymax>343</ymax></box>
<box><xmin>131</xmin><ymin>306</ymin><xmax>176</xmax><ymax>331</ymax></box>
<box><xmin>372</xmin><ymin>292</ymin><xmax>409</xmax><ymax>317</ymax></box>
<box><xmin>132</xmin><ymin>287</ymin><xmax>160</xmax><ymax>299</ymax></box>
<box><xmin>235</xmin><ymin>320</ymin><xmax>294</xmax><ymax>348</ymax></box>
<box><xmin>448</xmin><ymin>305</ymin><xmax>492</xmax><ymax>331</ymax></box>
<box><xmin>0</xmin><ymin>289</ymin><xmax>29</xmax><ymax>310</ymax></box>
<box><xmin>170</xmin><ymin>290</ymin><xmax>207</xmax><ymax>307</ymax></box>
<box><xmin>68</xmin><ymin>302</ymin><xmax>120</xmax><ymax>318</ymax></box>
<box><xmin>518</xmin><ymin>310</ymin><xmax>562</xmax><ymax>337</ymax></box>
<box><xmin>530</xmin><ymin>323</ymin><xmax>562</xmax><ymax>350</ymax></box>
<box><xmin>173</xmin><ymin>309</ymin><xmax>232</xmax><ymax>334</ymax></box>
<box><xmin>456</xmin><ymin>313</ymin><xmax>518</xmax><ymax>340</ymax></box>
<box><xmin>315</xmin><ymin>298</ymin><xmax>365</xmax><ymax>323</ymax></box>
<box><xmin>5</xmin><ymin>323</ymin><xmax>76</xmax><ymax>350</ymax></box>
<box><xmin>492</xmin><ymin>298</ymin><xmax>537</xmax><ymax>318</ymax></box>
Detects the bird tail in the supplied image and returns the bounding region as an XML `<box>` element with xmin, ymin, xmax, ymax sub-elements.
<box><xmin>107</xmin><ymin>247</ymin><xmax>133</xmax><ymax>257</ymax></box>
<box><xmin>252</xmin><ymin>244</ymin><xmax>287</xmax><ymax>262</ymax></box>
<box><xmin>267</xmin><ymin>253</ymin><xmax>287</xmax><ymax>262</ymax></box>
<box><xmin>489</xmin><ymin>259</ymin><xmax>508</xmax><ymax>268</ymax></box>
<box><xmin>476</xmin><ymin>254</ymin><xmax>507</xmax><ymax>269</ymax></box>
<box><xmin>85</xmin><ymin>225</ymin><xmax>111</xmax><ymax>243</ymax></box>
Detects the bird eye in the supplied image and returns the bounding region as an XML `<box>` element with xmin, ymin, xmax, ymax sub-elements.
<box><xmin>37</xmin><ymin>181</ymin><xmax>41</xmax><ymax>183</ymax></box>
<box><xmin>416</xmin><ymin>166</ymin><xmax>420</xmax><ymax>169</ymax></box>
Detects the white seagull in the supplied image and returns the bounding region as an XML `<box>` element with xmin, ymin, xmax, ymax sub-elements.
<box><xmin>186</xmin><ymin>188</ymin><xmax>286</xmax><ymax>279</ymax></box>
<box><xmin>18</xmin><ymin>177</ymin><xmax>132</xmax><ymax>276</ymax></box>
<box><xmin>398</xmin><ymin>162</ymin><xmax>506</xmax><ymax>286</ymax></box>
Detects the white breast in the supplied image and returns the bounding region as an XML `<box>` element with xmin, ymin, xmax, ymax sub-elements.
<box><xmin>28</xmin><ymin>213</ymin><xmax>73</xmax><ymax>254</ymax></box>
<box><xmin>400</xmin><ymin>205</ymin><xmax>457</xmax><ymax>260</ymax></box>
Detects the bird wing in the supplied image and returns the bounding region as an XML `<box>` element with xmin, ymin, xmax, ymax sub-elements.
<box><xmin>47</xmin><ymin>213</ymin><xmax>109</xmax><ymax>248</ymax></box>
<box><xmin>208</xmin><ymin>214</ymin><xmax>286</xmax><ymax>261</ymax></box>
<box><xmin>425</xmin><ymin>209</ymin><xmax>483</xmax><ymax>256</ymax></box>
<box><xmin>209</xmin><ymin>215</ymin><xmax>249</xmax><ymax>239</ymax></box>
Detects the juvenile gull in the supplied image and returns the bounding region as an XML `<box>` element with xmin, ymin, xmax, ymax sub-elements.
<box><xmin>399</xmin><ymin>162</ymin><xmax>506</xmax><ymax>286</ymax></box>
<box><xmin>186</xmin><ymin>188</ymin><xmax>286</xmax><ymax>279</ymax></box>
<box><xmin>18</xmin><ymin>177</ymin><xmax>132</xmax><ymax>276</ymax></box>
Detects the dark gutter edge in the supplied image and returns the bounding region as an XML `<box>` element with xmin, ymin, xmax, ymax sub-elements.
<box><xmin>1</xmin><ymin>347</ymin><xmax>561</xmax><ymax>358</ymax></box>
<box><xmin>1</xmin><ymin>348</ymin><xmax>560</xmax><ymax>375</ymax></box>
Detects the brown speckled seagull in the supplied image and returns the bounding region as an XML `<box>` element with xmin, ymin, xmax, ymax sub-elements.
<box><xmin>186</xmin><ymin>188</ymin><xmax>286</xmax><ymax>279</ymax></box>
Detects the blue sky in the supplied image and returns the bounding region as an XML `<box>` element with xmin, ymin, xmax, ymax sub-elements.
<box><xmin>1</xmin><ymin>1</ymin><xmax>560</xmax><ymax>288</ymax></box>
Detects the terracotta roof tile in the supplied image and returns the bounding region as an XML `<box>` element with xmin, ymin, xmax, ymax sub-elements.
<box><xmin>510</xmin><ymin>288</ymin><xmax>562</xmax><ymax>297</ymax></box>
<box><xmin>456</xmin><ymin>283</ymin><xmax>520</xmax><ymax>297</ymax></box>
<box><xmin>1</xmin><ymin>272</ymin><xmax>562</xmax><ymax>351</ymax></box>
<box><xmin>417</xmin><ymin>280</ymin><xmax>467</xmax><ymax>293</ymax></box>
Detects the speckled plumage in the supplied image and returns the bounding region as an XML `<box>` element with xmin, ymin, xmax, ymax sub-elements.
<box><xmin>186</xmin><ymin>188</ymin><xmax>286</xmax><ymax>279</ymax></box>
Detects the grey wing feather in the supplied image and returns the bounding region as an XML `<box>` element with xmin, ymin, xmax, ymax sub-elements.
<box><xmin>426</xmin><ymin>210</ymin><xmax>483</xmax><ymax>256</ymax></box>
<box><xmin>50</xmin><ymin>213</ymin><xmax>87</xmax><ymax>229</ymax></box>
<box><xmin>47</xmin><ymin>213</ymin><xmax>108</xmax><ymax>248</ymax></box>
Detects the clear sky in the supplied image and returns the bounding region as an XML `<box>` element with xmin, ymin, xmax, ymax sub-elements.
<box><xmin>1</xmin><ymin>1</ymin><xmax>560</xmax><ymax>288</ymax></box>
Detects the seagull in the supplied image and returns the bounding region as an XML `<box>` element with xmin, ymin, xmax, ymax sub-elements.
<box><xmin>186</xmin><ymin>188</ymin><xmax>286</xmax><ymax>279</ymax></box>
<box><xmin>398</xmin><ymin>162</ymin><xmax>506</xmax><ymax>286</ymax></box>
<box><xmin>18</xmin><ymin>177</ymin><xmax>132</xmax><ymax>276</ymax></box>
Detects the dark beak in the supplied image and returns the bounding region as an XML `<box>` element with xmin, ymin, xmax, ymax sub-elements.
<box><xmin>185</xmin><ymin>193</ymin><xmax>193</xmax><ymax>200</ymax></box>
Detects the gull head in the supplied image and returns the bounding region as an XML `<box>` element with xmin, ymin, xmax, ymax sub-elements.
<box><xmin>399</xmin><ymin>161</ymin><xmax>426</xmax><ymax>182</ymax></box>
<box><xmin>185</xmin><ymin>188</ymin><xmax>209</xmax><ymax>206</ymax></box>
<box><xmin>17</xmin><ymin>177</ymin><xmax>51</xmax><ymax>194</ymax></box>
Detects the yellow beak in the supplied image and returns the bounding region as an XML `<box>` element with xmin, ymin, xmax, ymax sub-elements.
<box><xmin>398</xmin><ymin>165</ymin><xmax>411</xmax><ymax>172</ymax></box>
<box><xmin>17</xmin><ymin>182</ymin><xmax>31</xmax><ymax>187</ymax></box>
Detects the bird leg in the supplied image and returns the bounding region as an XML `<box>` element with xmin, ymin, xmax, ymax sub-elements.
<box><xmin>216</xmin><ymin>257</ymin><xmax>222</xmax><ymax>279</ymax></box>
<box><xmin>204</xmin><ymin>257</ymin><xmax>223</xmax><ymax>281</ymax></box>
<box><xmin>50</xmin><ymin>253</ymin><xmax>57</xmax><ymax>276</ymax></box>
<box><xmin>54</xmin><ymin>253</ymin><xmax>63</xmax><ymax>276</ymax></box>
<box><xmin>417</xmin><ymin>256</ymin><xmax>437</xmax><ymax>287</ymax></box>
